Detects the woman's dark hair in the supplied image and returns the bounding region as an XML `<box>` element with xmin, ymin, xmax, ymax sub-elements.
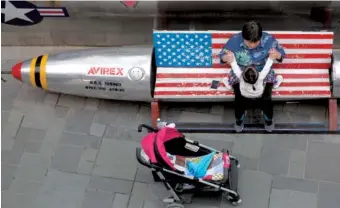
<box><xmin>242</xmin><ymin>21</ymin><xmax>262</xmax><ymax>42</ymax></box>
<box><xmin>243</xmin><ymin>66</ymin><xmax>258</xmax><ymax>85</ymax></box>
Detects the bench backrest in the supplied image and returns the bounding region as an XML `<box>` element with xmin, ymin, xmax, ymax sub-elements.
<box><xmin>152</xmin><ymin>30</ymin><xmax>334</xmax><ymax>101</ymax></box>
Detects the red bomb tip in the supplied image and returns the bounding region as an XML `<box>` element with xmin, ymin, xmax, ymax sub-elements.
<box><xmin>12</xmin><ymin>62</ymin><xmax>22</xmax><ymax>81</ymax></box>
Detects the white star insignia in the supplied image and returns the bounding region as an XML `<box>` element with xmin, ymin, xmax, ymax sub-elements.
<box><xmin>2</xmin><ymin>1</ymin><xmax>34</xmax><ymax>23</ymax></box>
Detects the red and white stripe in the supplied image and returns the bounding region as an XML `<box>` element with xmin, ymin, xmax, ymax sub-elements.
<box><xmin>37</xmin><ymin>8</ymin><xmax>66</xmax><ymax>16</ymax></box>
<box><xmin>154</xmin><ymin>31</ymin><xmax>333</xmax><ymax>100</ymax></box>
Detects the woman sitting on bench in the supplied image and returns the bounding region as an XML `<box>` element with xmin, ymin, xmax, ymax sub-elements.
<box><xmin>219</xmin><ymin>20</ymin><xmax>286</xmax><ymax>133</ymax></box>
<box><xmin>224</xmin><ymin>52</ymin><xmax>281</xmax><ymax>132</ymax></box>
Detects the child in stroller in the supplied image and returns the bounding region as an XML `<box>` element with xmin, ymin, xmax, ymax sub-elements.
<box><xmin>136</xmin><ymin>123</ymin><xmax>242</xmax><ymax>208</ymax></box>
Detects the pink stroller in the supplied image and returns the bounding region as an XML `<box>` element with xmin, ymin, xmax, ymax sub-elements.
<box><xmin>136</xmin><ymin>124</ymin><xmax>242</xmax><ymax>208</ymax></box>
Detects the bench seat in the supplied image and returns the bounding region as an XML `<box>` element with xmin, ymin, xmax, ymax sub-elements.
<box><xmin>153</xmin><ymin>31</ymin><xmax>333</xmax><ymax>101</ymax></box>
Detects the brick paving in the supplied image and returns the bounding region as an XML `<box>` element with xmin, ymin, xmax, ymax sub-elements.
<box><xmin>2</xmin><ymin>74</ymin><xmax>340</xmax><ymax>208</ymax></box>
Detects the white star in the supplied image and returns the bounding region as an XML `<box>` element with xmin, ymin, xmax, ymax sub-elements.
<box><xmin>2</xmin><ymin>1</ymin><xmax>34</xmax><ymax>23</ymax></box>
<box><xmin>157</xmin><ymin>34</ymin><xmax>160</xmax><ymax>38</ymax></box>
<box><xmin>157</xmin><ymin>41</ymin><xmax>161</xmax><ymax>44</ymax></box>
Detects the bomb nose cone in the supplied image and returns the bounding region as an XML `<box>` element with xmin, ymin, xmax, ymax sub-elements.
<box><xmin>12</xmin><ymin>62</ymin><xmax>22</xmax><ymax>81</ymax></box>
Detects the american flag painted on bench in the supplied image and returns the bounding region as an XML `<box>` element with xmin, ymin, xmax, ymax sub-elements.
<box><xmin>153</xmin><ymin>31</ymin><xmax>333</xmax><ymax>99</ymax></box>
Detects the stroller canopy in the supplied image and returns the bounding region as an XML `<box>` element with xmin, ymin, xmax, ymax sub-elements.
<box><xmin>141</xmin><ymin>127</ymin><xmax>184</xmax><ymax>170</ymax></box>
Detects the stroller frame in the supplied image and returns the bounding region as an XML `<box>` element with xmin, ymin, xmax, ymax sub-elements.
<box><xmin>136</xmin><ymin>124</ymin><xmax>242</xmax><ymax>208</ymax></box>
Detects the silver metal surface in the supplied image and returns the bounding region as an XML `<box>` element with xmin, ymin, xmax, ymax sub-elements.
<box><xmin>332</xmin><ymin>51</ymin><xmax>340</xmax><ymax>98</ymax></box>
<box><xmin>19</xmin><ymin>46</ymin><xmax>154</xmax><ymax>102</ymax></box>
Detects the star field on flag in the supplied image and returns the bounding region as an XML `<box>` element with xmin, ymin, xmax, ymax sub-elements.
<box><xmin>153</xmin><ymin>32</ymin><xmax>213</xmax><ymax>67</ymax></box>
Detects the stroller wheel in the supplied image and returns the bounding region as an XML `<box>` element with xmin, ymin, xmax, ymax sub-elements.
<box><xmin>230</xmin><ymin>198</ymin><xmax>242</xmax><ymax>206</ymax></box>
<box><xmin>223</xmin><ymin>193</ymin><xmax>242</xmax><ymax>206</ymax></box>
<box><xmin>165</xmin><ymin>203</ymin><xmax>185</xmax><ymax>208</ymax></box>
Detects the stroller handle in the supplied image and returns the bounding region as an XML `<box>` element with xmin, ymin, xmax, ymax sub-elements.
<box><xmin>138</xmin><ymin>124</ymin><xmax>158</xmax><ymax>133</ymax></box>
<box><xmin>136</xmin><ymin>148</ymin><xmax>152</xmax><ymax>168</ymax></box>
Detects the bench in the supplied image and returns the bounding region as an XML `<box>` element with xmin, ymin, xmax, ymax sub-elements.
<box><xmin>150</xmin><ymin>30</ymin><xmax>337</xmax><ymax>132</ymax></box>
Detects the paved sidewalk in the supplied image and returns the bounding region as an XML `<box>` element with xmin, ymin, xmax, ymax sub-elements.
<box><xmin>2</xmin><ymin>74</ymin><xmax>340</xmax><ymax>208</ymax></box>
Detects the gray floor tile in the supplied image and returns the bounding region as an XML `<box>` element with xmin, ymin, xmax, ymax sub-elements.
<box><xmin>64</xmin><ymin>109</ymin><xmax>95</xmax><ymax>135</ymax></box>
<box><xmin>54</xmin><ymin>106</ymin><xmax>70</xmax><ymax>118</ymax></box>
<box><xmin>127</xmin><ymin>195</ymin><xmax>144</xmax><ymax>208</ymax></box>
<box><xmin>261</xmin><ymin>134</ymin><xmax>308</xmax><ymax>151</ymax></box>
<box><xmin>15</xmin><ymin>152</ymin><xmax>49</xmax><ymax>183</ymax></box>
<box><xmin>35</xmin><ymin>170</ymin><xmax>90</xmax><ymax>208</ymax></box>
<box><xmin>8</xmin><ymin>178</ymin><xmax>43</xmax><ymax>197</ymax></box>
<box><xmin>272</xmin><ymin>176</ymin><xmax>318</xmax><ymax>193</ymax></box>
<box><xmin>112</xmin><ymin>194</ymin><xmax>130</xmax><ymax>208</ymax></box>
<box><xmin>1</xmin><ymin>164</ymin><xmax>17</xmax><ymax>191</ymax></box>
<box><xmin>21</xmin><ymin>106</ymin><xmax>56</xmax><ymax>130</ymax></box>
<box><xmin>59</xmin><ymin>132</ymin><xmax>102</xmax><ymax>149</ymax></box>
<box><xmin>135</xmin><ymin>164</ymin><xmax>155</xmax><ymax>183</ymax></box>
<box><xmin>90</xmin><ymin>123</ymin><xmax>106</xmax><ymax>137</ymax></box>
<box><xmin>142</xmin><ymin>200</ymin><xmax>164</xmax><ymax>208</ymax></box>
<box><xmin>232</xmin><ymin>134</ymin><xmax>263</xmax><ymax>159</ymax></box>
<box><xmin>2</xmin><ymin>192</ymin><xmax>37</xmax><ymax>208</ymax></box>
<box><xmin>87</xmin><ymin>175</ymin><xmax>133</xmax><ymax>194</ymax></box>
<box><xmin>25</xmin><ymin>141</ymin><xmax>42</xmax><ymax>154</ymax></box>
<box><xmin>259</xmin><ymin>146</ymin><xmax>290</xmax><ymax>176</ymax></box>
<box><xmin>57</xmin><ymin>94</ymin><xmax>85</xmax><ymax>109</ymax></box>
<box><xmin>317</xmin><ymin>182</ymin><xmax>340</xmax><ymax>208</ymax></box>
<box><xmin>269</xmin><ymin>189</ymin><xmax>317</xmax><ymax>208</ymax></box>
<box><xmin>93</xmin><ymin>139</ymin><xmax>139</xmax><ymax>180</ymax></box>
<box><xmin>233</xmin><ymin>154</ymin><xmax>259</xmax><ymax>171</ymax></box>
<box><xmin>50</xmin><ymin>144</ymin><xmax>84</xmax><ymax>173</ymax></box>
<box><xmin>84</xmin><ymin>98</ymin><xmax>99</xmax><ymax>111</ymax></box>
<box><xmin>222</xmin><ymin>170</ymin><xmax>272</xmax><ymax>208</ymax></box>
<box><xmin>305</xmin><ymin>141</ymin><xmax>340</xmax><ymax>183</ymax></box>
<box><xmin>81</xmin><ymin>189</ymin><xmax>114</xmax><ymax>208</ymax></box>
<box><xmin>288</xmin><ymin>150</ymin><xmax>306</xmax><ymax>178</ymax></box>
<box><xmin>105</xmin><ymin>125</ymin><xmax>142</xmax><ymax>142</ymax></box>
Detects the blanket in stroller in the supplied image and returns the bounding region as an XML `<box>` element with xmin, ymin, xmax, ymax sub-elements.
<box><xmin>186</xmin><ymin>151</ymin><xmax>216</xmax><ymax>178</ymax></box>
<box><xmin>167</xmin><ymin>152</ymin><xmax>229</xmax><ymax>181</ymax></box>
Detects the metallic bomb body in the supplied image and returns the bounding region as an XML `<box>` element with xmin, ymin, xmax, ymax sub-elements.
<box><xmin>14</xmin><ymin>46</ymin><xmax>154</xmax><ymax>102</ymax></box>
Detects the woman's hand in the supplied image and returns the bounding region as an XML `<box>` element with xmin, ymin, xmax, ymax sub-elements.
<box><xmin>222</xmin><ymin>50</ymin><xmax>235</xmax><ymax>64</ymax></box>
<box><xmin>269</xmin><ymin>48</ymin><xmax>282</xmax><ymax>60</ymax></box>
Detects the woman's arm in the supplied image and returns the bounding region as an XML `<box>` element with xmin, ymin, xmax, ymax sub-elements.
<box><xmin>258</xmin><ymin>58</ymin><xmax>274</xmax><ymax>80</ymax></box>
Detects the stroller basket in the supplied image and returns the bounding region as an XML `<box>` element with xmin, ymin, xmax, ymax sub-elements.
<box><xmin>136</xmin><ymin>124</ymin><xmax>242</xmax><ymax>207</ymax></box>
